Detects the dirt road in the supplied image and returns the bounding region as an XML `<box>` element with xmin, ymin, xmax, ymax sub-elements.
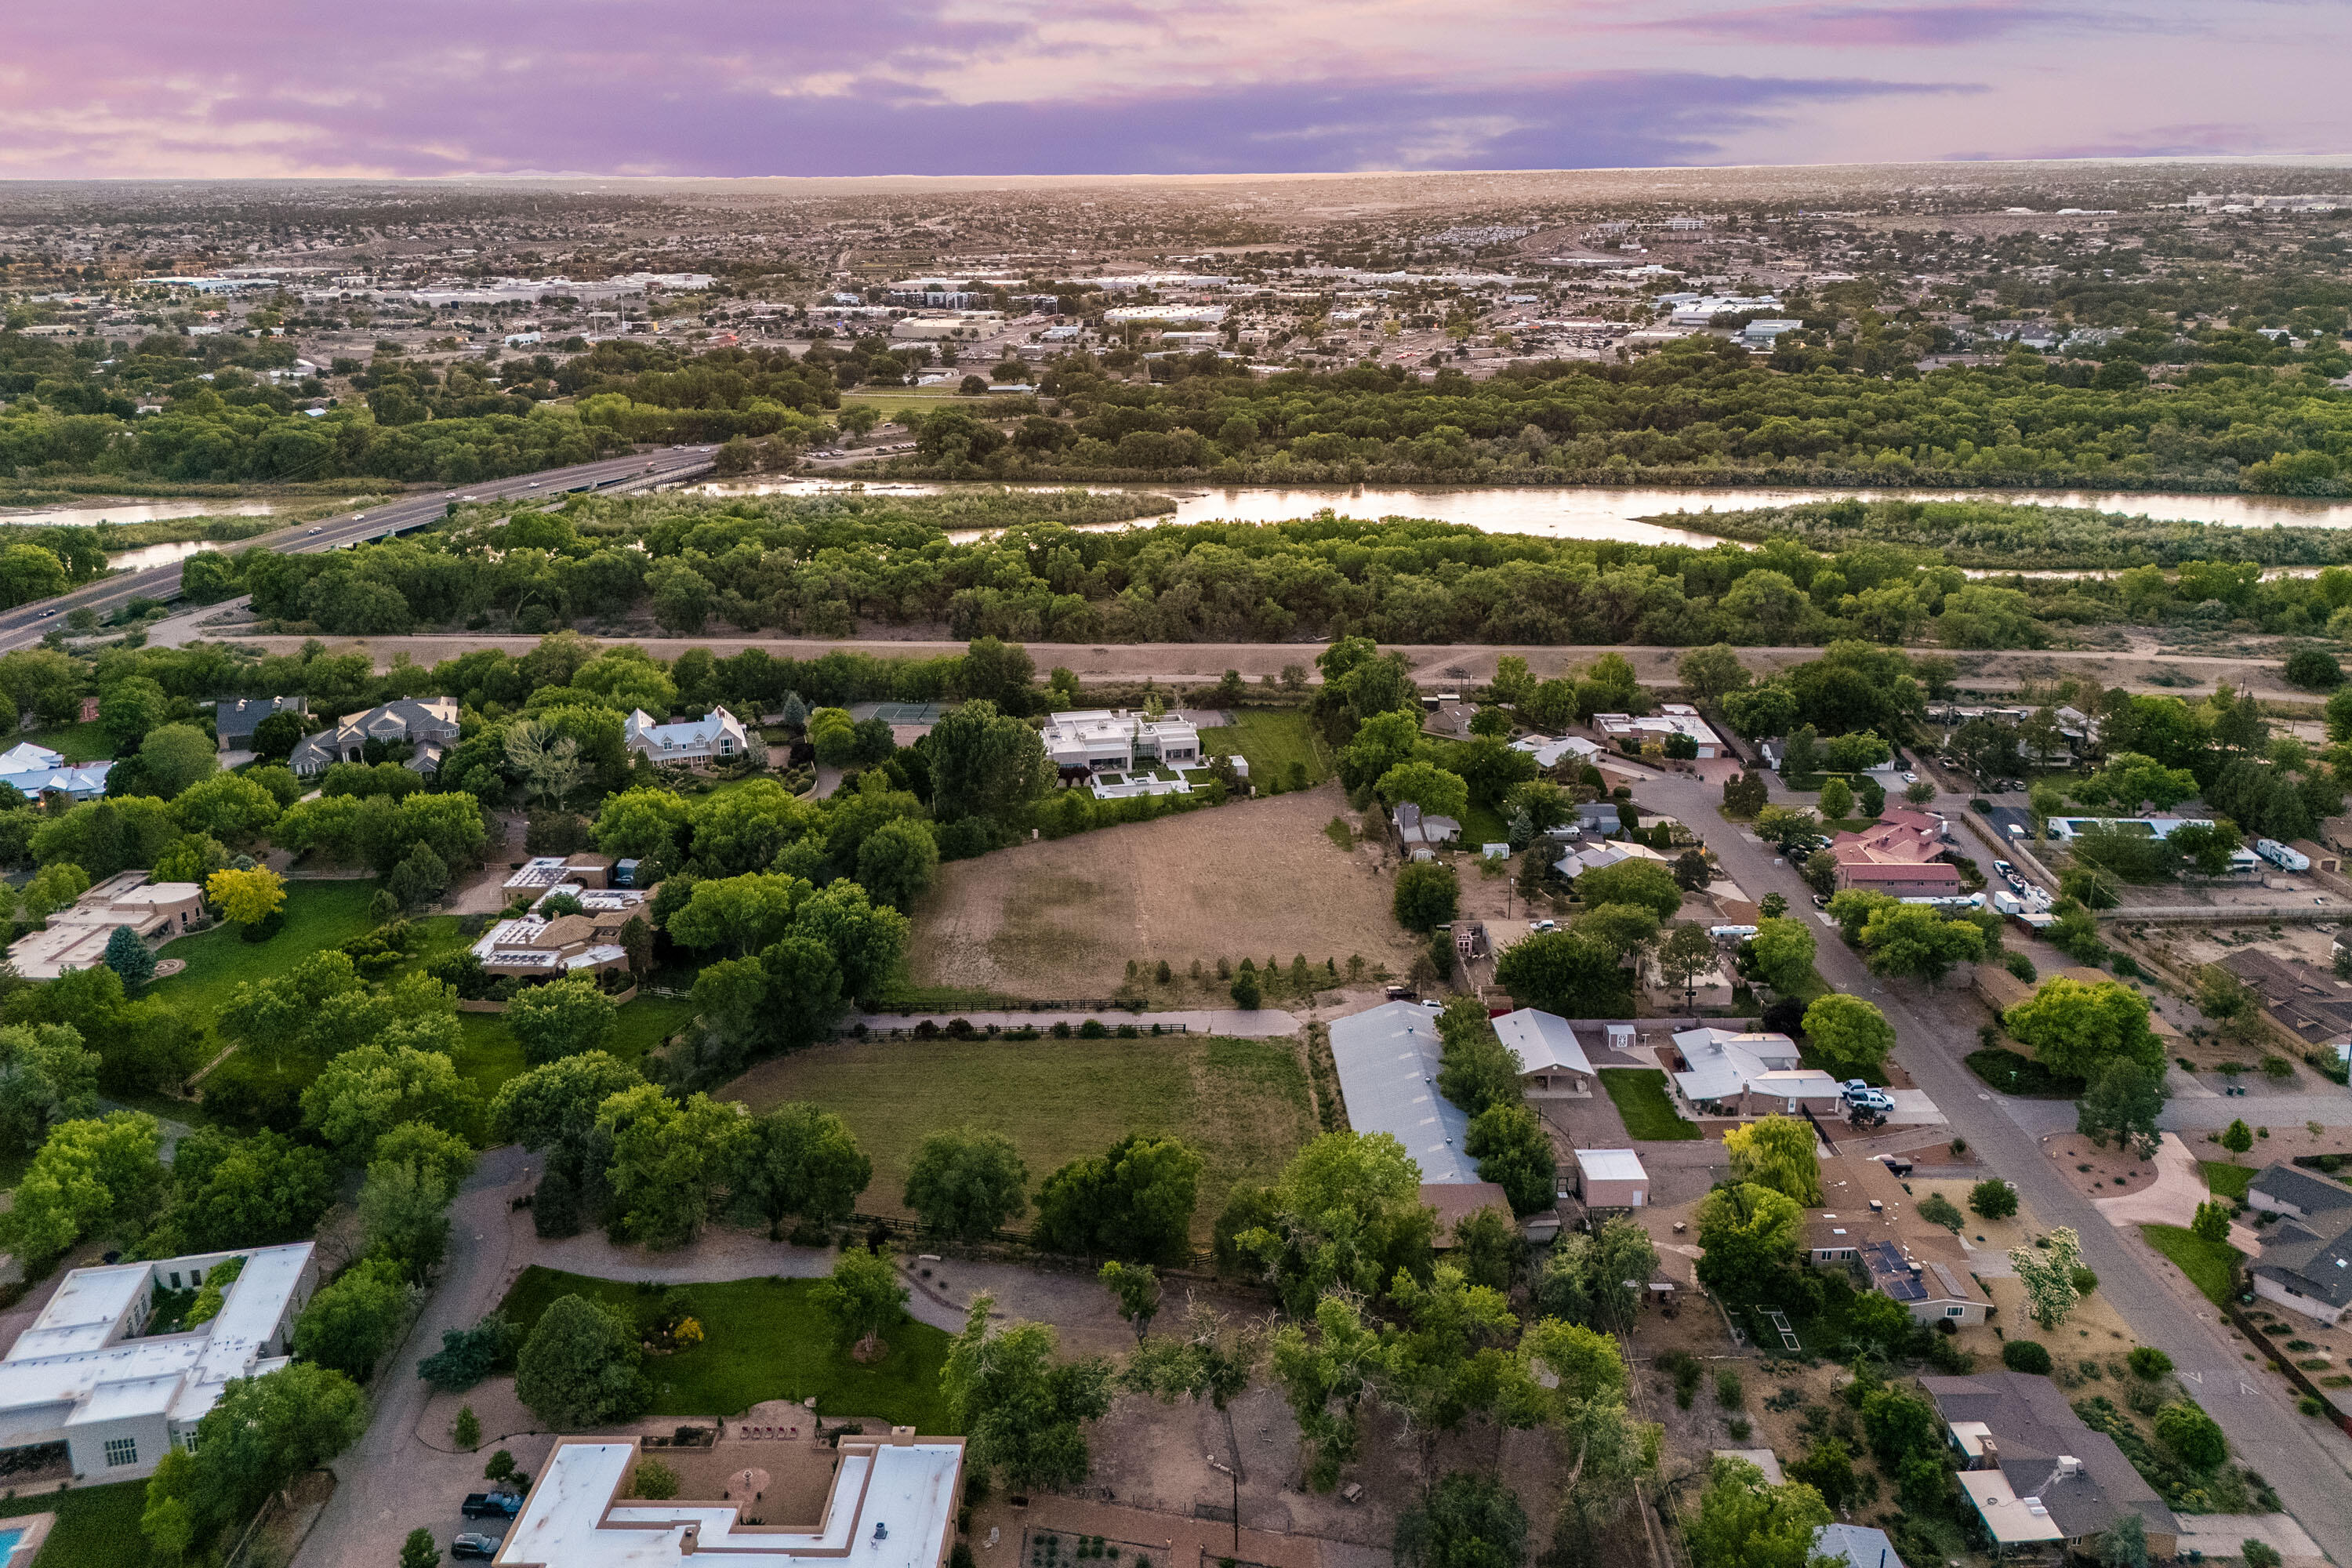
<box><xmin>197</xmin><ymin>630</ymin><xmax>2307</xmax><ymax>702</ymax></box>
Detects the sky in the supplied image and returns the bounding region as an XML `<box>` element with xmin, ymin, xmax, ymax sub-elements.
<box><xmin>1</xmin><ymin>1</ymin><xmax>2346</xmax><ymax>180</ymax></box>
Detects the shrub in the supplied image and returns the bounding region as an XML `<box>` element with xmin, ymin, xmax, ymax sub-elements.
<box><xmin>2002</xmin><ymin>1339</ymin><xmax>2053</xmax><ymax>1374</ymax></box>
<box><xmin>2285</xmin><ymin>648</ymin><xmax>2344</xmax><ymax>691</ymax></box>
<box><xmin>2127</xmin><ymin>1347</ymin><xmax>2172</xmax><ymax>1379</ymax></box>
<box><xmin>2071</xmin><ymin>1266</ymin><xmax>2099</xmax><ymax>1294</ymax></box>
<box><xmin>1969</xmin><ymin>1179</ymin><xmax>2019</xmax><ymax>1219</ymax></box>
<box><xmin>1918</xmin><ymin>1192</ymin><xmax>1965</xmax><ymax>1232</ymax></box>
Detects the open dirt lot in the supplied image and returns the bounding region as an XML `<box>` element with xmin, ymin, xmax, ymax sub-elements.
<box><xmin>908</xmin><ymin>783</ymin><xmax>1418</xmax><ymax>1000</ymax></box>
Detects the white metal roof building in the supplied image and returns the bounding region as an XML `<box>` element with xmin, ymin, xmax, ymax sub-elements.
<box><xmin>496</xmin><ymin>1433</ymin><xmax>963</xmax><ymax>1568</ymax></box>
<box><xmin>1327</xmin><ymin>1000</ymin><xmax>1479</xmax><ymax>1185</ymax></box>
<box><xmin>1491</xmin><ymin>1008</ymin><xmax>1595</xmax><ymax>1098</ymax></box>
<box><xmin>0</xmin><ymin>1243</ymin><xmax>316</xmax><ymax>1481</ymax></box>
<box><xmin>0</xmin><ymin>741</ymin><xmax>113</xmax><ymax>801</ymax></box>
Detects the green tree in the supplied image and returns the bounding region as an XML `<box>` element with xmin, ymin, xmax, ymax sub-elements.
<box><xmin>811</xmin><ymin>1247</ymin><xmax>909</xmax><ymax>1358</ymax></box>
<box><xmin>103</xmin><ymin>924</ymin><xmax>158</xmax><ymax>985</ymax></box>
<box><xmin>1378</xmin><ymin>761</ymin><xmax>1471</xmax><ymax>822</ymax></box>
<box><xmin>168</xmin><ymin>1363</ymin><xmax>365</xmax><ymax>1540</ymax></box>
<box><xmin>0</xmin><ymin>1109</ymin><xmax>166</xmax><ymax>1262</ymax></box>
<box><xmin>0</xmin><ymin>1022</ymin><xmax>101</xmax><ymax>1156</ymax></box>
<box><xmin>506</xmin><ymin>975</ymin><xmax>618</xmax><ymax>1066</ymax></box>
<box><xmin>1687</xmin><ymin>1456</ymin><xmax>1832</xmax><ymax>1568</ymax></box>
<box><xmin>1576</xmin><ymin>903</ymin><xmax>1662</xmax><ymax>959</ymax></box>
<box><xmin>1495</xmin><ymin>930</ymin><xmax>1627</xmax><ymax>1017</ymax></box>
<box><xmin>2077</xmin><ymin>1059</ymin><xmax>2167</xmax><ymax>1158</ymax></box>
<box><xmin>1694</xmin><ymin>1183</ymin><xmax>1802</xmax><ymax>1307</ymax></box>
<box><xmin>1970</xmin><ymin>1178</ymin><xmax>2019</xmax><ymax>1218</ymax></box>
<box><xmin>928</xmin><ymin>700</ymin><xmax>1049</xmax><ymax>822</ymax></box>
<box><xmin>942</xmin><ymin>1294</ymin><xmax>1114</xmax><ymax>1491</ymax></box>
<box><xmin>855</xmin><ymin>816</ymin><xmax>940</xmax><ymax>911</ymax></box>
<box><xmin>2100</xmin><ymin>1515</ymin><xmax>2150</xmax><ymax>1568</ymax></box>
<box><xmin>2222</xmin><ymin>1117</ymin><xmax>2255</xmax><ymax>1163</ymax></box>
<box><xmin>2190</xmin><ymin>1200</ymin><xmax>2233</xmax><ymax>1245</ymax></box>
<box><xmin>1394</xmin><ymin>1472</ymin><xmax>1528</xmax><ymax>1568</ymax></box>
<box><xmin>904</xmin><ymin>1126</ymin><xmax>1029</xmax><ymax>1240</ymax></box>
<box><xmin>99</xmin><ymin>677</ymin><xmax>169</xmax><ymax>749</ymax></box>
<box><xmin>206</xmin><ymin>865</ymin><xmax>287</xmax><ymax>927</ymax></box>
<box><xmin>291</xmin><ymin>1256</ymin><xmax>412</xmax><ymax>1379</ymax></box>
<box><xmin>1393</xmin><ymin>861</ymin><xmax>1461</xmax><ymax>932</ymax></box>
<box><xmin>1533</xmin><ymin>1214</ymin><xmax>1658</xmax><ymax>1327</ymax></box>
<box><xmin>1818</xmin><ymin>775</ymin><xmax>1853</xmax><ymax>821</ymax></box>
<box><xmin>299</xmin><ymin>1042</ymin><xmax>470</xmax><ymax>1164</ymax></box>
<box><xmin>1678</xmin><ymin>644</ymin><xmax>1751</xmax><ymax>704</ymax></box>
<box><xmin>1748</xmin><ymin>917</ymin><xmax>1816</xmax><ymax>993</ymax></box>
<box><xmin>598</xmin><ymin>1087</ymin><xmax>746</xmax><ymax>1248</ymax></box>
<box><xmin>401</xmin><ymin>1527</ymin><xmax>441</xmax><ymax>1568</ymax></box>
<box><xmin>1918</xmin><ymin>1192</ymin><xmax>1964</xmax><ymax>1232</ymax></box>
<box><xmin>728</xmin><ymin>1102</ymin><xmax>872</xmax><ymax>1240</ymax></box>
<box><xmin>359</xmin><ymin>1123</ymin><xmax>474</xmax><ymax>1281</ymax></box>
<box><xmin>1857</xmin><ymin>901</ymin><xmax>1984</xmax><ymax>984</ymax></box>
<box><xmin>140</xmin><ymin>723</ymin><xmax>220</xmax><ymax>797</ymax></box>
<box><xmin>1572</xmin><ymin>858</ymin><xmax>1684</xmax><ymax>919</ymax></box>
<box><xmin>1464</xmin><ymin>1103</ymin><xmax>1557</xmax><ymax>1216</ymax></box>
<box><xmin>1435</xmin><ymin>998</ymin><xmax>1525</xmax><ymax>1117</ymax></box>
<box><xmin>2006</xmin><ymin>977</ymin><xmax>2164</xmax><ymax>1080</ymax></box>
<box><xmin>1098</xmin><ymin>1260</ymin><xmax>1163</xmax><ymax>1344</ymax></box>
<box><xmin>1655</xmin><ymin>922</ymin><xmax>1719</xmax><ymax>1010</ymax></box>
<box><xmin>514</xmin><ymin>1294</ymin><xmax>650</xmax><ymax>1429</ymax></box>
<box><xmin>1801</xmin><ymin>995</ymin><xmax>1893</xmax><ymax>1080</ymax></box>
<box><xmin>1033</xmin><ymin>1134</ymin><xmax>1203</xmax><ymax>1265</ymax></box>
<box><xmin>1722</xmin><ymin>1116</ymin><xmax>1822</xmax><ymax>1205</ymax></box>
<box><xmin>1235</xmin><ymin>1130</ymin><xmax>1437</xmax><ymax>1315</ymax></box>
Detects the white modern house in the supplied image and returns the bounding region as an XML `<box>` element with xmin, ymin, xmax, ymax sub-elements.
<box><xmin>496</xmin><ymin>1431</ymin><xmax>964</xmax><ymax>1568</ymax></box>
<box><xmin>1592</xmin><ymin>703</ymin><xmax>1722</xmax><ymax>758</ymax></box>
<box><xmin>0</xmin><ymin>742</ymin><xmax>111</xmax><ymax>801</ymax></box>
<box><xmin>1039</xmin><ymin>710</ymin><xmax>1200</xmax><ymax>775</ymax></box>
<box><xmin>0</xmin><ymin>1244</ymin><xmax>317</xmax><ymax>1481</ymax></box>
<box><xmin>623</xmin><ymin>706</ymin><xmax>750</xmax><ymax>768</ymax></box>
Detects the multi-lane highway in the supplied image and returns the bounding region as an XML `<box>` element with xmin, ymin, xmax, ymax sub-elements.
<box><xmin>0</xmin><ymin>446</ymin><xmax>717</xmax><ymax>655</ymax></box>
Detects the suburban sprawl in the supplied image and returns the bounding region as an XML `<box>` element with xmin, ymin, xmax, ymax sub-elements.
<box><xmin>0</xmin><ymin>164</ymin><xmax>2350</xmax><ymax>1568</ymax></box>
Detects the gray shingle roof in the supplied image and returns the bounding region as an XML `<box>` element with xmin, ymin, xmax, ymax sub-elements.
<box><xmin>2248</xmin><ymin>1162</ymin><xmax>2352</xmax><ymax>1218</ymax></box>
<box><xmin>2254</xmin><ymin>1211</ymin><xmax>2352</xmax><ymax>1309</ymax></box>
<box><xmin>1921</xmin><ymin>1372</ymin><xmax>2178</xmax><ymax>1542</ymax></box>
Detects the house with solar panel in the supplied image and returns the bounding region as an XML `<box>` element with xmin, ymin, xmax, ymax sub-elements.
<box><xmin>1803</xmin><ymin>1156</ymin><xmax>1987</xmax><ymax>1324</ymax></box>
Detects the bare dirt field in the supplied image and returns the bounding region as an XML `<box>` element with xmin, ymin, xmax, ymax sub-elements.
<box><xmin>906</xmin><ymin>783</ymin><xmax>1419</xmax><ymax>1001</ymax></box>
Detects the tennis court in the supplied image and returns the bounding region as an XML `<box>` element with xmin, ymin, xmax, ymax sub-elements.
<box><xmin>857</xmin><ymin>701</ymin><xmax>951</xmax><ymax>724</ymax></box>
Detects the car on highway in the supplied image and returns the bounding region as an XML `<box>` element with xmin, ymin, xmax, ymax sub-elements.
<box><xmin>452</xmin><ymin>1534</ymin><xmax>499</xmax><ymax>1560</ymax></box>
<box><xmin>354</xmin><ymin>513</ymin><xmax>367</xmax><ymax>520</ymax></box>
<box><xmin>463</xmin><ymin>1493</ymin><xmax>521</xmax><ymax>1519</ymax></box>
<box><xmin>306</xmin><ymin>527</ymin><xmax>321</xmax><ymax>535</ymax></box>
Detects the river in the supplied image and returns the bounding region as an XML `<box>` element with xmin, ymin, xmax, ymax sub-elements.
<box><xmin>698</xmin><ymin>478</ymin><xmax>2352</xmax><ymax>547</ymax></box>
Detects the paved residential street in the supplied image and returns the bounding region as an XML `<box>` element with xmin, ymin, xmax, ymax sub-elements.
<box><xmin>1644</xmin><ymin>770</ymin><xmax>2352</xmax><ymax>1563</ymax></box>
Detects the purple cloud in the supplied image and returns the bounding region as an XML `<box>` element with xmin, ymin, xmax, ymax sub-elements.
<box><xmin>1628</xmin><ymin>3</ymin><xmax>2082</xmax><ymax>45</ymax></box>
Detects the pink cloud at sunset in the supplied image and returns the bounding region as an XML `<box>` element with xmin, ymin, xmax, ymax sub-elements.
<box><xmin>0</xmin><ymin>0</ymin><xmax>2342</xmax><ymax>177</ymax></box>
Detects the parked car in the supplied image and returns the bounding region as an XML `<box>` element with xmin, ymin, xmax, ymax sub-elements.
<box><xmin>1841</xmin><ymin>1080</ymin><xmax>1895</xmax><ymax>1112</ymax></box>
<box><xmin>1902</xmin><ymin>771</ymin><xmax>1918</xmax><ymax>784</ymax></box>
<box><xmin>452</xmin><ymin>1535</ymin><xmax>499</xmax><ymax>1560</ymax></box>
<box><xmin>463</xmin><ymin>1494</ymin><xmax>521</xmax><ymax>1519</ymax></box>
<box><xmin>1992</xmin><ymin>859</ymin><xmax>2013</xmax><ymax>877</ymax></box>
<box><xmin>1810</xmin><ymin>893</ymin><xmax>1828</xmax><ymax>909</ymax></box>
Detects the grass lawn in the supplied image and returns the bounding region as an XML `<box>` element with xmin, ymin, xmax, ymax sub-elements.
<box><xmin>1457</xmin><ymin>803</ymin><xmax>1509</xmax><ymax>848</ymax></box>
<box><xmin>2141</xmin><ymin>1222</ymin><xmax>2242</xmax><ymax>1305</ymax></box>
<box><xmin>1207</xmin><ymin>710</ymin><xmax>1331</xmax><ymax>791</ymax></box>
<box><xmin>450</xmin><ymin>993</ymin><xmax>698</xmax><ymax>1106</ymax></box>
<box><xmin>1599</xmin><ymin>1068</ymin><xmax>1702</xmax><ymax>1141</ymax></box>
<box><xmin>20</xmin><ymin>721</ymin><xmax>114</xmax><ymax>764</ymax></box>
<box><xmin>728</xmin><ymin>1035</ymin><xmax>1317</xmax><ymax>1240</ymax></box>
<box><xmin>146</xmin><ymin>880</ymin><xmax>382</xmax><ymax>1029</ymax></box>
<box><xmin>1964</xmin><ymin>1047</ymin><xmax>2085</xmax><ymax>1100</ymax></box>
<box><xmin>0</xmin><ymin>1479</ymin><xmax>148</xmax><ymax>1568</ymax></box>
<box><xmin>2201</xmin><ymin>1161</ymin><xmax>2255</xmax><ymax>1202</ymax></box>
<box><xmin>495</xmin><ymin>1267</ymin><xmax>953</xmax><ymax>1428</ymax></box>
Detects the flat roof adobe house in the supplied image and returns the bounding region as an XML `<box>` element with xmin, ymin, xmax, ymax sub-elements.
<box><xmin>498</xmin><ymin>1431</ymin><xmax>962</xmax><ymax>1568</ymax></box>
<box><xmin>0</xmin><ymin>1243</ymin><xmax>317</xmax><ymax>1482</ymax></box>
<box><xmin>624</xmin><ymin>706</ymin><xmax>750</xmax><ymax>768</ymax></box>
<box><xmin>287</xmin><ymin>696</ymin><xmax>460</xmax><ymax>777</ymax></box>
<box><xmin>5</xmin><ymin>872</ymin><xmax>205</xmax><ymax>979</ymax></box>
<box><xmin>1592</xmin><ymin>704</ymin><xmax>1722</xmax><ymax>758</ymax></box>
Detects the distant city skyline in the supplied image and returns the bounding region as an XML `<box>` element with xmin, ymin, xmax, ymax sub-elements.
<box><xmin>2</xmin><ymin>1</ymin><xmax>2345</xmax><ymax>180</ymax></box>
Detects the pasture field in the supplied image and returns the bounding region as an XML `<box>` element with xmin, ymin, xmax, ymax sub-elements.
<box><xmin>727</xmin><ymin>1033</ymin><xmax>1316</xmax><ymax>1240</ymax></box>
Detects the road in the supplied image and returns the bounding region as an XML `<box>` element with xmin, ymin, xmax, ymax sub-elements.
<box><xmin>0</xmin><ymin>447</ymin><xmax>716</xmax><ymax>654</ymax></box>
<box><xmin>1642</xmin><ymin>767</ymin><xmax>2352</xmax><ymax>1561</ymax></box>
